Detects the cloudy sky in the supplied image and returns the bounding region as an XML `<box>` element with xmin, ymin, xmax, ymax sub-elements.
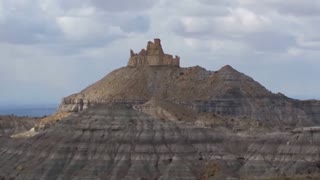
<box><xmin>0</xmin><ymin>0</ymin><xmax>320</xmax><ymax>106</ymax></box>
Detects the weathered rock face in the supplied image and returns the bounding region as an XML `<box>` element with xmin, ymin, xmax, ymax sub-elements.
<box><xmin>133</xmin><ymin>98</ymin><xmax>199</xmax><ymax>122</ymax></box>
<box><xmin>128</xmin><ymin>39</ymin><xmax>180</xmax><ymax>67</ymax></box>
<box><xmin>1</xmin><ymin>106</ymin><xmax>320</xmax><ymax>179</ymax></box>
<box><xmin>300</xmin><ymin>100</ymin><xmax>320</xmax><ymax>124</ymax></box>
<box><xmin>0</xmin><ymin>116</ymin><xmax>38</xmax><ymax>137</ymax></box>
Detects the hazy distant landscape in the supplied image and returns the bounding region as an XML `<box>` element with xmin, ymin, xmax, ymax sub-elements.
<box><xmin>0</xmin><ymin>105</ymin><xmax>57</xmax><ymax>117</ymax></box>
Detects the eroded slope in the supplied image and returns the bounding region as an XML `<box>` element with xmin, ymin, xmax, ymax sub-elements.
<box><xmin>0</xmin><ymin>116</ymin><xmax>38</xmax><ymax>137</ymax></box>
<box><xmin>1</xmin><ymin>106</ymin><xmax>320</xmax><ymax>179</ymax></box>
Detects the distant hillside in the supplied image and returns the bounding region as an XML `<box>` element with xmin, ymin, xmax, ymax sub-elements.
<box><xmin>57</xmin><ymin>39</ymin><xmax>320</xmax><ymax>130</ymax></box>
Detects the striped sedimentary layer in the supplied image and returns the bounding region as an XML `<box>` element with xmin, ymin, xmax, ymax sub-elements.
<box><xmin>1</xmin><ymin>106</ymin><xmax>319</xmax><ymax>179</ymax></box>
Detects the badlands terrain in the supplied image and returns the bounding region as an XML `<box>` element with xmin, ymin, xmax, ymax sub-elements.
<box><xmin>1</xmin><ymin>39</ymin><xmax>320</xmax><ymax>179</ymax></box>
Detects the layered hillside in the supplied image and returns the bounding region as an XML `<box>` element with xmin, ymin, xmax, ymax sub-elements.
<box><xmin>58</xmin><ymin>39</ymin><xmax>320</xmax><ymax>129</ymax></box>
<box><xmin>1</xmin><ymin>106</ymin><xmax>319</xmax><ymax>179</ymax></box>
<box><xmin>0</xmin><ymin>116</ymin><xmax>38</xmax><ymax>137</ymax></box>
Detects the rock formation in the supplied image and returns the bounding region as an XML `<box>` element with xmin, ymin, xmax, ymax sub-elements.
<box><xmin>128</xmin><ymin>39</ymin><xmax>180</xmax><ymax>67</ymax></box>
<box><xmin>58</xmin><ymin>58</ymin><xmax>320</xmax><ymax>130</ymax></box>
<box><xmin>55</xmin><ymin>40</ymin><xmax>320</xmax><ymax>130</ymax></box>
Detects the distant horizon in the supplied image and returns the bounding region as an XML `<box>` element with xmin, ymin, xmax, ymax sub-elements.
<box><xmin>0</xmin><ymin>104</ymin><xmax>57</xmax><ymax>117</ymax></box>
<box><xmin>0</xmin><ymin>93</ymin><xmax>319</xmax><ymax>108</ymax></box>
<box><xmin>0</xmin><ymin>103</ymin><xmax>59</xmax><ymax>109</ymax></box>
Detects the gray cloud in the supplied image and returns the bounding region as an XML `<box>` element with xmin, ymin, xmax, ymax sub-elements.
<box><xmin>0</xmin><ymin>0</ymin><xmax>153</xmax><ymax>54</ymax></box>
<box><xmin>199</xmin><ymin>0</ymin><xmax>238</xmax><ymax>7</ymax></box>
<box><xmin>53</xmin><ymin>0</ymin><xmax>156</xmax><ymax>12</ymax></box>
<box><xmin>120</xmin><ymin>16</ymin><xmax>150</xmax><ymax>33</ymax></box>
<box><xmin>89</xmin><ymin>0</ymin><xmax>155</xmax><ymax>12</ymax></box>
<box><xmin>0</xmin><ymin>17</ymin><xmax>60</xmax><ymax>44</ymax></box>
<box><xmin>0</xmin><ymin>1</ymin><xmax>61</xmax><ymax>44</ymax></box>
<box><xmin>169</xmin><ymin>0</ymin><xmax>320</xmax><ymax>54</ymax></box>
<box><xmin>244</xmin><ymin>32</ymin><xmax>296</xmax><ymax>52</ymax></box>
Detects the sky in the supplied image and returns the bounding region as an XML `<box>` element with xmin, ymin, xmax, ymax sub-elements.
<box><xmin>0</xmin><ymin>0</ymin><xmax>320</xmax><ymax>106</ymax></box>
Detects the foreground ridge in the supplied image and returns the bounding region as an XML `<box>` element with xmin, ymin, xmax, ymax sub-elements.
<box><xmin>2</xmin><ymin>106</ymin><xmax>320</xmax><ymax>179</ymax></box>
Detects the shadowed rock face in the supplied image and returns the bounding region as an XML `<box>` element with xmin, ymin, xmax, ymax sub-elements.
<box><xmin>1</xmin><ymin>106</ymin><xmax>319</xmax><ymax>179</ymax></box>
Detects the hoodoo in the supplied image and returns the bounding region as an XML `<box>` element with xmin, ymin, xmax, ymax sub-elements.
<box><xmin>128</xmin><ymin>38</ymin><xmax>180</xmax><ymax>67</ymax></box>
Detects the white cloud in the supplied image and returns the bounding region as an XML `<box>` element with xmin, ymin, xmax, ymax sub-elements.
<box><xmin>287</xmin><ymin>47</ymin><xmax>303</xmax><ymax>56</ymax></box>
<box><xmin>56</xmin><ymin>16</ymin><xmax>117</xmax><ymax>40</ymax></box>
<box><xmin>183</xmin><ymin>37</ymin><xmax>249</xmax><ymax>54</ymax></box>
<box><xmin>180</xmin><ymin>17</ymin><xmax>211</xmax><ymax>33</ymax></box>
<box><xmin>220</xmin><ymin>8</ymin><xmax>271</xmax><ymax>33</ymax></box>
<box><xmin>296</xmin><ymin>35</ymin><xmax>320</xmax><ymax>49</ymax></box>
<box><xmin>239</xmin><ymin>0</ymin><xmax>320</xmax><ymax>16</ymax></box>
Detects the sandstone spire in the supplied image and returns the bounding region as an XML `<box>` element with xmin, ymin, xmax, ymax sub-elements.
<box><xmin>128</xmin><ymin>39</ymin><xmax>180</xmax><ymax>67</ymax></box>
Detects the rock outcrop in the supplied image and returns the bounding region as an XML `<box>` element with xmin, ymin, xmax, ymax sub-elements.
<box><xmin>133</xmin><ymin>98</ymin><xmax>199</xmax><ymax>122</ymax></box>
<box><xmin>128</xmin><ymin>39</ymin><xmax>180</xmax><ymax>67</ymax></box>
